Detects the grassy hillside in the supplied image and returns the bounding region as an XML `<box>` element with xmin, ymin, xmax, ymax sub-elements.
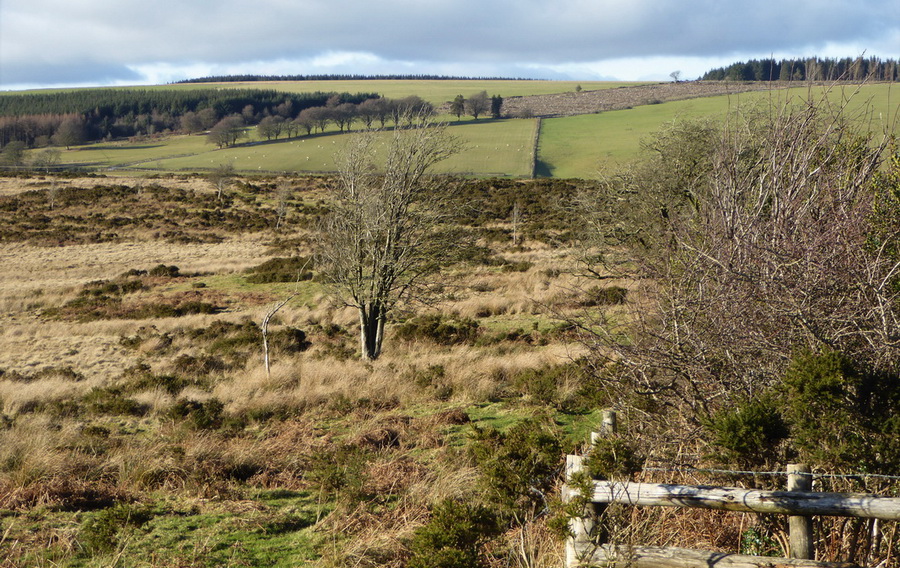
<box><xmin>165</xmin><ymin>79</ymin><xmax>642</xmax><ymax>106</ymax></box>
<box><xmin>537</xmin><ymin>82</ymin><xmax>899</xmax><ymax>178</ymax></box>
<box><xmin>43</xmin><ymin>82</ymin><xmax>898</xmax><ymax>179</ymax></box>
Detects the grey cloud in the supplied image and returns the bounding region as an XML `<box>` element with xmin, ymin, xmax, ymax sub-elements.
<box><xmin>1</xmin><ymin>0</ymin><xmax>897</xmax><ymax>87</ymax></box>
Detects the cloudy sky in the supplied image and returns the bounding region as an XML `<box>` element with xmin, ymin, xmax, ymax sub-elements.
<box><xmin>1</xmin><ymin>0</ymin><xmax>898</xmax><ymax>90</ymax></box>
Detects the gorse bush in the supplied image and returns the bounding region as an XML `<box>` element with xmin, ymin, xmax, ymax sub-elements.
<box><xmin>582</xmin><ymin>285</ymin><xmax>628</xmax><ymax>307</ymax></box>
<box><xmin>147</xmin><ymin>264</ymin><xmax>181</xmax><ymax>278</ymax></box>
<box><xmin>80</xmin><ymin>503</ymin><xmax>155</xmax><ymax>555</ymax></box>
<box><xmin>779</xmin><ymin>350</ymin><xmax>900</xmax><ymax>474</ymax></box>
<box><xmin>408</xmin><ymin>499</ymin><xmax>501</xmax><ymax>568</ymax></box>
<box><xmin>510</xmin><ymin>363</ymin><xmax>584</xmax><ymax>405</ymax></box>
<box><xmin>83</xmin><ymin>387</ymin><xmax>148</xmax><ymax>417</ymax></box>
<box><xmin>705</xmin><ymin>393</ymin><xmax>788</xmax><ymax>468</ymax></box>
<box><xmin>468</xmin><ymin>418</ymin><xmax>566</xmax><ymax>518</ymax></box>
<box><xmin>45</xmin><ymin>268</ymin><xmax>221</xmax><ymax>321</ymax></box>
<box><xmin>306</xmin><ymin>444</ymin><xmax>370</xmax><ymax>506</ymax></box>
<box><xmin>584</xmin><ymin>436</ymin><xmax>645</xmax><ymax>480</ymax></box>
<box><xmin>702</xmin><ymin>350</ymin><xmax>900</xmax><ymax>473</ymax></box>
<box><xmin>167</xmin><ymin>398</ymin><xmax>225</xmax><ymax>430</ymax></box>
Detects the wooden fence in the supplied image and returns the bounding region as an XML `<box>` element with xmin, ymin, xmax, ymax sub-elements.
<box><xmin>563</xmin><ymin>411</ymin><xmax>900</xmax><ymax>568</ymax></box>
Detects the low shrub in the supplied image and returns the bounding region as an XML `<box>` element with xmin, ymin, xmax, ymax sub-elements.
<box><xmin>83</xmin><ymin>387</ymin><xmax>148</xmax><ymax>417</ymax></box>
<box><xmin>80</xmin><ymin>503</ymin><xmax>155</xmax><ymax>555</ymax></box>
<box><xmin>582</xmin><ymin>285</ymin><xmax>628</xmax><ymax>306</ymax></box>
<box><xmin>408</xmin><ymin>499</ymin><xmax>501</xmax><ymax>568</ymax></box>
<box><xmin>172</xmin><ymin>354</ymin><xmax>226</xmax><ymax>377</ymax></box>
<box><xmin>510</xmin><ymin>363</ymin><xmax>583</xmax><ymax>405</ymax></box>
<box><xmin>704</xmin><ymin>394</ymin><xmax>788</xmax><ymax>467</ymax></box>
<box><xmin>306</xmin><ymin>444</ymin><xmax>370</xmax><ymax>506</ymax></box>
<box><xmin>244</xmin><ymin>256</ymin><xmax>314</xmax><ymax>283</ymax></box>
<box><xmin>167</xmin><ymin>398</ymin><xmax>225</xmax><ymax>430</ymax></box>
<box><xmin>779</xmin><ymin>350</ymin><xmax>900</xmax><ymax>474</ymax></box>
<box><xmin>584</xmin><ymin>437</ymin><xmax>645</xmax><ymax>480</ymax></box>
<box><xmin>468</xmin><ymin>418</ymin><xmax>566</xmax><ymax>518</ymax></box>
<box><xmin>394</xmin><ymin>314</ymin><xmax>480</xmax><ymax>346</ymax></box>
<box><xmin>147</xmin><ymin>264</ymin><xmax>181</xmax><ymax>278</ymax></box>
<box><xmin>500</xmin><ymin>259</ymin><xmax>533</xmax><ymax>273</ymax></box>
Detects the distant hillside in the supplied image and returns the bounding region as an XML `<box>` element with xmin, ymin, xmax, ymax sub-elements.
<box><xmin>176</xmin><ymin>74</ymin><xmax>535</xmax><ymax>83</ymax></box>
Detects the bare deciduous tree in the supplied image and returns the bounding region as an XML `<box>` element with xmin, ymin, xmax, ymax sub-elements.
<box><xmin>316</xmin><ymin>114</ymin><xmax>461</xmax><ymax>360</ymax></box>
<box><xmin>209</xmin><ymin>162</ymin><xmax>236</xmax><ymax>202</ymax></box>
<box><xmin>275</xmin><ymin>179</ymin><xmax>291</xmax><ymax>229</ymax></box>
<box><xmin>573</xmin><ymin>92</ymin><xmax>900</xmax><ymax>416</ymax></box>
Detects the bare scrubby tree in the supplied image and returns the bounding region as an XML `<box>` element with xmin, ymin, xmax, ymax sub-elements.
<box><xmin>574</xmin><ymin>91</ymin><xmax>900</xmax><ymax>417</ymax></box>
<box><xmin>316</xmin><ymin>114</ymin><xmax>462</xmax><ymax>360</ymax></box>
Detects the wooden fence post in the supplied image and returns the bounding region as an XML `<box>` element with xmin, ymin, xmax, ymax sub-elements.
<box><xmin>566</xmin><ymin>454</ymin><xmax>592</xmax><ymax>567</ymax></box>
<box><xmin>590</xmin><ymin>411</ymin><xmax>618</xmax><ymax>547</ymax></box>
<box><xmin>788</xmin><ymin>463</ymin><xmax>814</xmax><ymax>560</ymax></box>
<box><xmin>566</xmin><ymin>410</ymin><xmax>618</xmax><ymax>567</ymax></box>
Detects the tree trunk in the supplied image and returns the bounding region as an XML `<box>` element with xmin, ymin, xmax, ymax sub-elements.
<box><xmin>359</xmin><ymin>302</ymin><xmax>386</xmax><ymax>360</ymax></box>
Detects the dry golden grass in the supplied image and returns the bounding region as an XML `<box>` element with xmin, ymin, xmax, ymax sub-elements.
<box><xmin>0</xmin><ymin>173</ymin><xmax>232</xmax><ymax>199</ymax></box>
<box><xmin>0</xmin><ymin>232</ymin><xmax>274</xmax><ymax>384</ymax></box>
<box><xmin>0</xmin><ymin>173</ymin><xmax>649</xmax><ymax>567</ymax></box>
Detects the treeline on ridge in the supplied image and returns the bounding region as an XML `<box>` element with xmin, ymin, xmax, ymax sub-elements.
<box><xmin>701</xmin><ymin>56</ymin><xmax>899</xmax><ymax>82</ymax></box>
<box><xmin>0</xmin><ymin>89</ymin><xmax>377</xmax><ymax>148</ymax></box>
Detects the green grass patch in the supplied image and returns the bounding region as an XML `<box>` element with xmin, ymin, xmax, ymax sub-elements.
<box><xmin>120</xmin><ymin>118</ymin><xmax>537</xmax><ymax>177</ymax></box>
<box><xmin>537</xmin><ymin>83</ymin><xmax>899</xmax><ymax>179</ymax></box>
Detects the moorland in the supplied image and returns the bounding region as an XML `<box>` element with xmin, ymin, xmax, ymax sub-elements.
<box><xmin>0</xmin><ymin>75</ymin><xmax>898</xmax><ymax>568</ymax></box>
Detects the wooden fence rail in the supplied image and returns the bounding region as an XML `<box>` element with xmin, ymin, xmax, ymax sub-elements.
<box><xmin>563</xmin><ymin>411</ymin><xmax>900</xmax><ymax>568</ymax></box>
<box><xmin>584</xmin><ymin>481</ymin><xmax>900</xmax><ymax>519</ymax></box>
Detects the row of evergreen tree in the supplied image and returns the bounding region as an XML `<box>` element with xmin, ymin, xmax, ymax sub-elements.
<box><xmin>701</xmin><ymin>56</ymin><xmax>899</xmax><ymax>82</ymax></box>
<box><xmin>0</xmin><ymin>89</ymin><xmax>377</xmax><ymax>148</ymax></box>
<box><xmin>175</xmin><ymin>74</ymin><xmax>533</xmax><ymax>83</ymax></box>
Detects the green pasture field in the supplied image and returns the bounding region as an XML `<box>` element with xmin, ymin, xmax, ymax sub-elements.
<box><xmin>42</xmin><ymin>82</ymin><xmax>900</xmax><ymax>179</ymax></box>
<box><xmin>537</xmin><ymin>83</ymin><xmax>899</xmax><ymax>178</ymax></box>
<box><xmin>163</xmin><ymin>79</ymin><xmax>645</xmax><ymax>106</ymax></box>
<box><xmin>65</xmin><ymin>116</ymin><xmax>538</xmax><ymax>177</ymax></box>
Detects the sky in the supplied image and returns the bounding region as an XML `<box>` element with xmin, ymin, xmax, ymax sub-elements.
<box><xmin>1</xmin><ymin>0</ymin><xmax>898</xmax><ymax>91</ymax></box>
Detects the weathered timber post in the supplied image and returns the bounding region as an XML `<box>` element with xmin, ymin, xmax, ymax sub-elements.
<box><xmin>591</xmin><ymin>409</ymin><xmax>618</xmax><ymax>443</ymax></box>
<box><xmin>592</xmin><ymin>410</ymin><xmax>618</xmax><ymax>543</ymax></box>
<box><xmin>566</xmin><ymin>454</ymin><xmax>592</xmax><ymax>566</ymax></box>
<box><xmin>788</xmin><ymin>463</ymin><xmax>814</xmax><ymax>560</ymax></box>
<box><xmin>567</xmin><ymin>410</ymin><xmax>618</xmax><ymax>566</ymax></box>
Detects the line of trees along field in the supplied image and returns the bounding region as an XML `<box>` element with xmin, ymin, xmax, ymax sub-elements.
<box><xmin>0</xmin><ymin>89</ymin><xmax>377</xmax><ymax>148</ymax></box>
<box><xmin>0</xmin><ymin>86</ymin><xmax>490</xmax><ymax>154</ymax></box>
<box><xmin>701</xmin><ymin>56</ymin><xmax>900</xmax><ymax>81</ymax></box>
